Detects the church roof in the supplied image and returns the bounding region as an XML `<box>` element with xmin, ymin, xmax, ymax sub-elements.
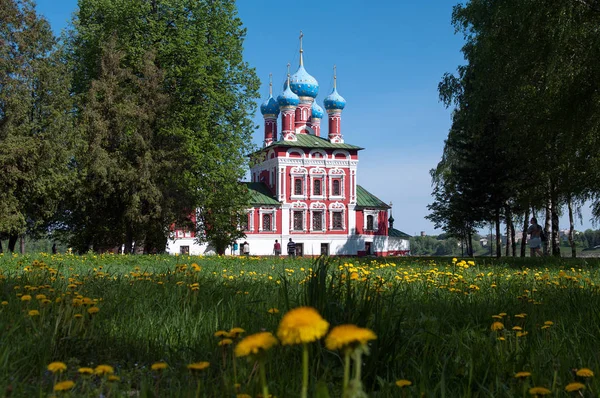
<box><xmin>244</xmin><ymin>182</ymin><xmax>280</xmax><ymax>206</ymax></box>
<box><xmin>389</xmin><ymin>228</ymin><xmax>411</xmax><ymax>239</ymax></box>
<box><xmin>356</xmin><ymin>185</ymin><xmax>390</xmax><ymax>209</ymax></box>
<box><xmin>269</xmin><ymin>134</ymin><xmax>363</xmax><ymax>150</ymax></box>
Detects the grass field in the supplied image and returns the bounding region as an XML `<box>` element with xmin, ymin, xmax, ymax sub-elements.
<box><xmin>1</xmin><ymin>253</ymin><xmax>600</xmax><ymax>397</ymax></box>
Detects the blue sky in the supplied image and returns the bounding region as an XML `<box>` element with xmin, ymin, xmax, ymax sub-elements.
<box><xmin>35</xmin><ymin>0</ymin><xmax>596</xmax><ymax>235</ymax></box>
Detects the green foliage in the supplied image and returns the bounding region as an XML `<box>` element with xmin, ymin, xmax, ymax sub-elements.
<box><xmin>60</xmin><ymin>0</ymin><xmax>260</xmax><ymax>252</ymax></box>
<box><xmin>0</xmin><ymin>0</ymin><xmax>76</xmax><ymax>248</ymax></box>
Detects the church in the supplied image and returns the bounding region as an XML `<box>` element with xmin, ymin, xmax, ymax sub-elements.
<box><xmin>168</xmin><ymin>38</ymin><xmax>410</xmax><ymax>256</ymax></box>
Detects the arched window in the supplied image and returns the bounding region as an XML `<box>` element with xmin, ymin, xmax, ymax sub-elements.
<box><xmin>263</xmin><ymin>214</ymin><xmax>272</xmax><ymax>231</ymax></box>
<box><xmin>332</xmin><ymin>180</ymin><xmax>341</xmax><ymax>196</ymax></box>
<box><xmin>366</xmin><ymin>215</ymin><xmax>374</xmax><ymax>231</ymax></box>
<box><xmin>313</xmin><ymin>179</ymin><xmax>322</xmax><ymax>195</ymax></box>
<box><xmin>332</xmin><ymin>212</ymin><xmax>343</xmax><ymax>230</ymax></box>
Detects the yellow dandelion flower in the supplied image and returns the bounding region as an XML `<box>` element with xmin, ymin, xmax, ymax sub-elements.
<box><xmin>187</xmin><ymin>362</ymin><xmax>210</xmax><ymax>372</ymax></box>
<box><xmin>1</xmin><ymin>301</ymin><xmax>7</xmax><ymax>305</ymax></box>
<box><xmin>325</xmin><ymin>324</ymin><xmax>376</xmax><ymax>351</ymax></box>
<box><xmin>74</xmin><ymin>314</ymin><xmax>83</xmax><ymax>319</ymax></box>
<box><xmin>21</xmin><ymin>295</ymin><xmax>32</xmax><ymax>302</ymax></box>
<box><xmin>395</xmin><ymin>379</ymin><xmax>412</xmax><ymax>388</ymax></box>
<box><xmin>218</xmin><ymin>338</ymin><xmax>233</xmax><ymax>346</ymax></box>
<box><xmin>94</xmin><ymin>364</ymin><xmax>114</xmax><ymax>375</ymax></box>
<box><xmin>229</xmin><ymin>327</ymin><xmax>245</xmax><ymax>338</ymax></box>
<box><xmin>151</xmin><ymin>362</ymin><xmax>168</xmax><ymax>371</ymax></box>
<box><xmin>576</xmin><ymin>368</ymin><xmax>594</xmax><ymax>377</ymax></box>
<box><xmin>235</xmin><ymin>332</ymin><xmax>278</xmax><ymax>357</ymax></box>
<box><xmin>499</xmin><ymin>312</ymin><xmax>507</xmax><ymax>316</ymax></box>
<box><xmin>108</xmin><ymin>375</ymin><xmax>120</xmax><ymax>382</ymax></box>
<box><xmin>515</xmin><ymin>371</ymin><xmax>532</xmax><ymax>378</ymax></box>
<box><xmin>267</xmin><ymin>308</ymin><xmax>279</xmax><ymax>314</ymax></box>
<box><xmin>53</xmin><ymin>380</ymin><xmax>75</xmax><ymax>392</ymax></box>
<box><xmin>492</xmin><ymin>315</ymin><xmax>502</xmax><ymax>319</ymax></box>
<box><xmin>544</xmin><ymin>321</ymin><xmax>553</xmax><ymax>326</ymax></box>
<box><xmin>78</xmin><ymin>367</ymin><xmax>94</xmax><ymax>375</ymax></box>
<box><xmin>277</xmin><ymin>306</ymin><xmax>329</xmax><ymax>345</ymax></box>
<box><xmin>28</xmin><ymin>310</ymin><xmax>40</xmax><ymax>316</ymax></box>
<box><xmin>528</xmin><ymin>386</ymin><xmax>551</xmax><ymax>395</ymax></box>
<box><xmin>214</xmin><ymin>330</ymin><xmax>229</xmax><ymax>338</ymax></box>
<box><xmin>237</xmin><ymin>394</ymin><xmax>252</xmax><ymax>398</ymax></box>
<box><xmin>47</xmin><ymin>362</ymin><xmax>67</xmax><ymax>373</ymax></box>
<box><xmin>565</xmin><ymin>382</ymin><xmax>585</xmax><ymax>392</ymax></box>
<box><xmin>491</xmin><ymin>322</ymin><xmax>504</xmax><ymax>331</ymax></box>
<box><xmin>497</xmin><ymin>337</ymin><xmax>505</xmax><ymax>341</ymax></box>
<box><xmin>512</xmin><ymin>326</ymin><xmax>522</xmax><ymax>331</ymax></box>
<box><xmin>87</xmin><ymin>306</ymin><xmax>100</xmax><ymax>315</ymax></box>
<box><xmin>516</xmin><ymin>331</ymin><xmax>529</xmax><ymax>337</ymax></box>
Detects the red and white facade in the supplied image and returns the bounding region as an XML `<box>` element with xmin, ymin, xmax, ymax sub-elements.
<box><xmin>167</xmin><ymin>39</ymin><xmax>410</xmax><ymax>256</ymax></box>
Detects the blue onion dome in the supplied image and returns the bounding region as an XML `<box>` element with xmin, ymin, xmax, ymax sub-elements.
<box><xmin>324</xmin><ymin>87</ymin><xmax>346</xmax><ymax>111</ymax></box>
<box><xmin>311</xmin><ymin>101</ymin><xmax>324</xmax><ymax>119</ymax></box>
<box><xmin>277</xmin><ymin>80</ymin><xmax>300</xmax><ymax>108</ymax></box>
<box><xmin>260</xmin><ymin>95</ymin><xmax>280</xmax><ymax>116</ymax></box>
<box><xmin>290</xmin><ymin>65</ymin><xmax>319</xmax><ymax>98</ymax></box>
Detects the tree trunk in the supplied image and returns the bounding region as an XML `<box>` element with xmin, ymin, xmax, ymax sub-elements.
<box><xmin>510</xmin><ymin>218</ymin><xmax>516</xmax><ymax>257</ymax></box>
<box><xmin>0</xmin><ymin>240</ymin><xmax>3</xmax><ymax>253</ymax></box>
<box><xmin>544</xmin><ymin>198</ymin><xmax>552</xmax><ymax>256</ymax></box>
<box><xmin>467</xmin><ymin>230</ymin><xmax>473</xmax><ymax>257</ymax></box>
<box><xmin>521</xmin><ymin>209</ymin><xmax>529</xmax><ymax>257</ymax></box>
<box><xmin>495</xmin><ymin>209</ymin><xmax>501</xmax><ymax>258</ymax></box>
<box><xmin>20</xmin><ymin>235</ymin><xmax>25</xmax><ymax>254</ymax></box>
<box><xmin>505</xmin><ymin>206</ymin><xmax>511</xmax><ymax>257</ymax></box>
<box><xmin>568</xmin><ymin>197</ymin><xmax>576</xmax><ymax>258</ymax></box>
<box><xmin>550</xmin><ymin>187</ymin><xmax>561</xmax><ymax>257</ymax></box>
<box><xmin>8</xmin><ymin>235</ymin><xmax>18</xmax><ymax>252</ymax></box>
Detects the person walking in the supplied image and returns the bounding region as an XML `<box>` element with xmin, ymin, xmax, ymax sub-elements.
<box><xmin>233</xmin><ymin>242</ymin><xmax>239</xmax><ymax>256</ymax></box>
<box><xmin>242</xmin><ymin>241</ymin><xmax>250</xmax><ymax>257</ymax></box>
<box><xmin>527</xmin><ymin>217</ymin><xmax>543</xmax><ymax>257</ymax></box>
<box><xmin>273</xmin><ymin>240</ymin><xmax>281</xmax><ymax>256</ymax></box>
<box><xmin>287</xmin><ymin>238</ymin><xmax>296</xmax><ymax>258</ymax></box>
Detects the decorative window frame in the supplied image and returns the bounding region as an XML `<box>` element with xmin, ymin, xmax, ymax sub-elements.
<box><xmin>242</xmin><ymin>209</ymin><xmax>255</xmax><ymax>232</ymax></box>
<box><xmin>290</xmin><ymin>166</ymin><xmax>308</xmax><ymax>200</ymax></box>
<box><xmin>310</xmin><ymin>167</ymin><xmax>326</xmax><ymax>200</ymax></box>
<box><xmin>332</xmin><ymin>149</ymin><xmax>350</xmax><ymax>160</ymax></box>
<box><xmin>258</xmin><ymin>207</ymin><xmax>277</xmax><ymax>232</ymax></box>
<box><xmin>310</xmin><ymin>202</ymin><xmax>326</xmax><ymax>232</ymax></box>
<box><xmin>291</xmin><ymin>201</ymin><xmax>308</xmax><ymax>232</ymax></box>
<box><xmin>286</xmin><ymin>149</ymin><xmax>305</xmax><ymax>158</ymax></box>
<box><xmin>329</xmin><ymin>202</ymin><xmax>346</xmax><ymax>231</ymax></box>
<box><xmin>309</xmin><ymin>149</ymin><xmax>327</xmax><ymax>159</ymax></box>
<box><xmin>364</xmin><ymin>209</ymin><xmax>379</xmax><ymax>231</ymax></box>
<box><xmin>328</xmin><ymin>168</ymin><xmax>346</xmax><ymax>200</ymax></box>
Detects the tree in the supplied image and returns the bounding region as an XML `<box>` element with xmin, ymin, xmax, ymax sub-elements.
<box><xmin>64</xmin><ymin>0</ymin><xmax>260</xmax><ymax>252</ymax></box>
<box><xmin>0</xmin><ymin>0</ymin><xmax>75</xmax><ymax>252</ymax></box>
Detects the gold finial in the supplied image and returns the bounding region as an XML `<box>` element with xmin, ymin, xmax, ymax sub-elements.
<box><xmin>299</xmin><ymin>30</ymin><xmax>304</xmax><ymax>66</ymax></box>
<box><xmin>269</xmin><ymin>73</ymin><xmax>273</xmax><ymax>96</ymax></box>
<box><xmin>333</xmin><ymin>65</ymin><xmax>337</xmax><ymax>89</ymax></box>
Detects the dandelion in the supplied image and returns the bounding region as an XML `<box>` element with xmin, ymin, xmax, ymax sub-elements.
<box><xmin>528</xmin><ymin>386</ymin><xmax>551</xmax><ymax>396</ymax></box>
<box><xmin>214</xmin><ymin>330</ymin><xmax>229</xmax><ymax>338</ymax></box>
<box><xmin>229</xmin><ymin>327</ymin><xmax>245</xmax><ymax>339</ymax></box>
<box><xmin>267</xmin><ymin>308</ymin><xmax>279</xmax><ymax>314</ymax></box>
<box><xmin>21</xmin><ymin>295</ymin><xmax>32</xmax><ymax>302</ymax></box>
<box><xmin>565</xmin><ymin>382</ymin><xmax>585</xmax><ymax>392</ymax></box>
<box><xmin>94</xmin><ymin>364</ymin><xmax>114</xmax><ymax>375</ymax></box>
<box><xmin>396</xmin><ymin>379</ymin><xmax>412</xmax><ymax>387</ymax></box>
<box><xmin>278</xmin><ymin>307</ymin><xmax>329</xmax><ymax>398</ymax></box>
<box><xmin>218</xmin><ymin>338</ymin><xmax>233</xmax><ymax>347</ymax></box>
<box><xmin>108</xmin><ymin>375</ymin><xmax>120</xmax><ymax>382</ymax></box>
<box><xmin>491</xmin><ymin>322</ymin><xmax>504</xmax><ymax>331</ymax></box>
<box><xmin>1</xmin><ymin>301</ymin><xmax>7</xmax><ymax>305</ymax></box>
<box><xmin>48</xmin><ymin>362</ymin><xmax>67</xmax><ymax>373</ymax></box>
<box><xmin>235</xmin><ymin>332</ymin><xmax>277</xmax><ymax>398</ymax></box>
<box><xmin>325</xmin><ymin>325</ymin><xmax>377</xmax><ymax>394</ymax></box>
<box><xmin>87</xmin><ymin>306</ymin><xmax>100</xmax><ymax>315</ymax></box>
<box><xmin>151</xmin><ymin>362</ymin><xmax>168</xmax><ymax>371</ymax></box>
<box><xmin>78</xmin><ymin>367</ymin><xmax>94</xmax><ymax>375</ymax></box>
<box><xmin>515</xmin><ymin>371</ymin><xmax>532</xmax><ymax>379</ymax></box>
<box><xmin>576</xmin><ymin>368</ymin><xmax>594</xmax><ymax>377</ymax></box>
<box><xmin>53</xmin><ymin>380</ymin><xmax>75</xmax><ymax>392</ymax></box>
<box><xmin>28</xmin><ymin>309</ymin><xmax>40</xmax><ymax>316</ymax></box>
<box><xmin>187</xmin><ymin>362</ymin><xmax>210</xmax><ymax>372</ymax></box>
<box><xmin>512</xmin><ymin>326</ymin><xmax>523</xmax><ymax>331</ymax></box>
<box><xmin>544</xmin><ymin>321</ymin><xmax>553</xmax><ymax>326</ymax></box>
<box><xmin>516</xmin><ymin>331</ymin><xmax>529</xmax><ymax>337</ymax></box>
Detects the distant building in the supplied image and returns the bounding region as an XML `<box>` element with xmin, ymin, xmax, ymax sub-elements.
<box><xmin>167</xmin><ymin>36</ymin><xmax>410</xmax><ymax>256</ymax></box>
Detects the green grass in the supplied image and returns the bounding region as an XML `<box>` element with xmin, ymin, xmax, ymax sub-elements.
<box><xmin>0</xmin><ymin>253</ymin><xmax>600</xmax><ymax>397</ymax></box>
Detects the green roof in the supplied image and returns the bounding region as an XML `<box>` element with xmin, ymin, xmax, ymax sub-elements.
<box><xmin>356</xmin><ymin>185</ymin><xmax>390</xmax><ymax>209</ymax></box>
<box><xmin>268</xmin><ymin>134</ymin><xmax>363</xmax><ymax>151</ymax></box>
<box><xmin>389</xmin><ymin>228</ymin><xmax>411</xmax><ymax>239</ymax></box>
<box><xmin>244</xmin><ymin>182</ymin><xmax>280</xmax><ymax>206</ymax></box>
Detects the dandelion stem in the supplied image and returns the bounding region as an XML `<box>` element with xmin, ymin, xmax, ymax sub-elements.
<box><xmin>353</xmin><ymin>349</ymin><xmax>362</xmax><ymax>382</ymax></box>
<box><xmin>259</xmin><ymin>359</ymin><xmax>269</xmax><ymax>398</ymax></box>
<box><xmin>343</xmin><ymin>350</ymin><xmax>351</xmax><ymax>394</ymax></box>
<box><xmin>301</xmin><ymin>343</ymin><xmax>309</xmax><ymax>398</ymax></box>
